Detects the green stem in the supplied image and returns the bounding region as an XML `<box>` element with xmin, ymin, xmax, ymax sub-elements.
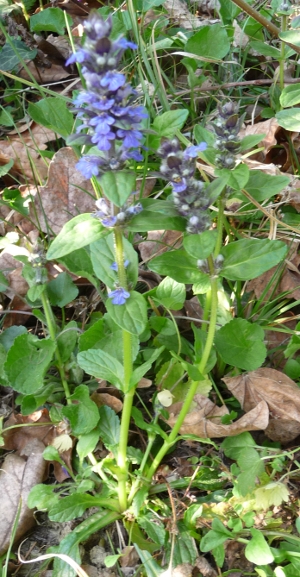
<box><xmin>113</xmin><ymin>227</ymin><xmax>134</xmax><ymax>512</ymax></box>
<box><xmin>214</xmin><ymin>194</ymin><xmax>225</xmax><ymax>258</ymax></box>
<box><xmin>41</xmin><ymin>290</ymin><xmax>71</xmax><ymax>402</ymax></box>
<box><xmin>279</xmin><ymin>14</ymin><xmax>288</xmax><ymax>91</ymax></box>
<box><xmin>144</xmin><ymin>264</ymin><xmax>219</xmax><ymax>483</ymax></box>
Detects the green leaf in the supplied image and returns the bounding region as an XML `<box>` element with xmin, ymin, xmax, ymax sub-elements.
<box><xmin>214</xmin><ymin>164</ymin><xmax>249</xmax><ymax>190</ymax></box>
<box><xmin>106</xmin><ymin>291</ymin><xmax>147</xmax><ymax>336</ymax></box>
<box><xmin>0</xmin><ymin>38</ymin><xmax>37</xmax><ymax>71</ymax></box>
<box><xmin>21</xmin><ymin>383</ymin><xmax>57</xmax><ymax>415</ymax></box>
<box><xmin>279</xmin><ymin>29</ymin><xmax>300</xmax><ymax>47</ymax></box>
<box><xmin>90</xmin><ymin>232</ymin><xmax>138</xmax><ymax>289</ymax></box>
<box><xmin>48</xmin><ymin>494</ymin><xmax>98</xmax><ymax>522</ymax></box>
<box><xmin>98</xmin><ymin>405</ymin><xmax>120</xmax><ymax>454</ymax></box>
<box><xmin>222</xmin><ymin>432</ymin><xmax>256</xmax><ymax>460</ymax></box>
<box><xmin>149</xmin><ymin>249</ymin><xmax>206</xmax><ymax>284</ymax></box>
<box><xmin>77</xmin><ymin>349</ymin><xmax>124</xmax><ymax>388</ymax></box>
<box><xmin>245</xmin><ymin>528</ymin><xmax>274</xmax><ymax>565</ymax></box>
<box><xmin>139</xmin><ymin>0</ymin><xmax>164</xmax><ymax>10</ymax></box>
<box><xmin>239</xmin><ymin>134</ymin><xmax>265</xmax><ymax>152</ymax></box>
<box><xmin>127</xmin><ymin>199</ymin><xmax>186</xmax><ymax>232</ymax></box>
<box><xmin>280</xmin><ymin>84</ymin><xmax>300</xmax><ymax>108</ymax></box>
<box><xmin>62</xmin><ymin>385</ymin><xmax>99</xmax><ymax>435</ymax></box>
<box><xmin>46</xmin><ymin>214</ymin><xmax>104</xmax><ymax>260</ymax></box>
<box><xmin>0</xmin><ymin>159</ymin><xmax>13</xmax><ymax>177</ymax></box>
<box><xmin>200</xmin><ymin>518</ymin><xmax>232</xmax><ymax>552</ymax></box>
<box><xmin>245</xmin><ymin>170</ymin><xmax>290</xmax><ymax>201</ymax></box>
<box><xmin>77</xmin><ymin>429</ymin><xmax>99</xmax><ymax>461</ymax></box>
<box><xmin>57</xmin><ymin>321</ymin><xmax>78</xmax><ymax>363</ymax></box>
<box><xmin>214</xmin><ymin>318</ymin><xmax>266</xmax><ymax>371</ymax></box>
<box><xmin>131</xmin><ymin>406</ymin><xmax>168</xmax><ymax>438</ymax></box>
<box><xmin>58</xmin><ymin>248</ymin><xmax>94</xmax><ymax>278</ymax></box>
<box><xmin>4</xmin><ymin>333</ymin><xmax>56</xmax><ymax>394</ymax></box>
<box><xmin>153</xmin><ymin>109</ymin><xmax>189</xmax><ymax>137</ymax></box>
<box><xmin>0</xmin><ymin>325</ymin><xmax>27</xmax><ymax>351</ymax></box>
<box><xmin>30</xmin><ymin>7</ymin><xmax>72</xmax><ymax>34</ymax></box>
<box><xmin>28</xmin><ymin>97</ymin><xmax>74</xmax><ymax>138</ymax></box>
<box><xmin>276</xmin><ymin>108</ymin><xmax>300</xmax><ymax>131</ymax></box>
<box><xmin>104</xmin><ymin>555</ymin><xmax>121</xmax><ymax>568</ymax></box>
<box><xmin>249</xmin><ymin>41</ymin><xmax>281</xmax><ymax>58</ymax></box>
<box><xmin>238</xmin><ymin>446</ymin><xmax>264</xmax><ymax>476</ymax></box>
<box><xmin>186</xmin><ymin>24</ymin><xmax>230</xmax><ymax>60</ymax></box>
<box><xmin>183</xmin><ymin>230</ymin><xmax>217</xmax><ymax>260</ymax></box>
<box><xmin>28</xmin><ymin>484</ymin><xmax>59</xmax><ymax>511</ymax></box>
<box><xmin>156</xmin><ymin>277</ymin><xmax>186</xmax><ymax>310</ymax></box>
<box><xmin>47</xmin><ymin>273</ymin><xmax>78</xmax><ymax>307</ymax></box>
<box><xmin>129</xmin><ymin>346</ymin><xmax>164</xmax><ymax>390</ymax></box>
<box><xmin>221</xmin><ymin>238</ymin><xmax>288</xmax><ymax>280</ymax></box>
<box><xmin>98</xmin><ymin>171</ymin><xmax>136</xmax><ymax>207</ymax></box>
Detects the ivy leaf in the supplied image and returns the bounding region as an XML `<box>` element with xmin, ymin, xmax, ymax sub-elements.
<box><xmin>4</xmin><ymin>334</ymin><xmax>56</xmax><ymax>394</ymax></box>
<box><xmin>62</xmin><ymin>385</ymin><xmax>99</xmax><ymax>435</ymax></box>
<box><xmin>253</xmin><ymin>482</ymin><xmax>290</xmax><ymax>510</ymax></box>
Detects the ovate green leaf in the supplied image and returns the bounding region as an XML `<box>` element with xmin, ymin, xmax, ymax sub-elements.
<box><xmin>62</xmin><ymin>385</ymin><xmax>99</xmax><ymax>435</ymax></box>
<box><xmin>4</xmin><ymin>333</ymin><xmax>56</xmax><ymax>393</ymax></box>
<box><xmin>221</xmin><ymin>239</ymin><xmax>287</xmax><ymax>280</ymax></box>
<box><xmin>47</xmin><ymin>214</ymin><xmax>104</xmax><ymax>260</ymax></box>
<box><xmin>245</xmin><ymin>529</ymin><xmax>274</xmax><ymax>565</ymax></box>
<box><xmin>214</xmin><ymin>318</ymin><xmax>266</xmax><ymax>371</ymax></box>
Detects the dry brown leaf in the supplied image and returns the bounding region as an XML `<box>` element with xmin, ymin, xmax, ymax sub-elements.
<box><xmin>24</xmin><ymin>147</ymin><xmax>96</xmax><ymax>233</ymax></box>
<box><xmin>91</xmin><ymin>392</ymin><xmax>123</xmax><ymax>413</ymax></box>
<box><xmin>239</xmin><ymin>118</ymin><xmax>280</xmax><ymax>159</ymax></box>
<box><xmin>0</xmin><ymin>123</ymin><xmax>55</xmax><ymax>181</ymax></box>
<box><xmin>119</xmin><ymin>546</ymin><xmax>139</xmax><ymax>568</ymax></box>
<box><xmin>167</xmin><ymin>394</ymin><xmax>269</xmax><ymax>437</ymax></box>
<box><xmin>3</xmin><ymin>409</ymin><xmax>56</xmax><ymax>451</ymax></box>
<box><xmin>223</xmin><ymin>367</ymin><xmax>300</xmax><ymax>442</ymax></box>
<box><xmin>195</xmin><ymin>557</ymin><xmax>218</xmax><ymax>577</ymax></box>
<box><xmin>0</xmin><ymin>439</ymin><xmax>46</xmax><ymax>555</ymax></box>
<box><xmin>139</xmin><ymin>230</ymin><xmax>182</xmax><ymax>262</ymax></box>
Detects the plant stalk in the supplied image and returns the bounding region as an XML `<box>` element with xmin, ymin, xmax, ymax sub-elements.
<box><xmin>41</xmin><ymin>290</ymin><xmax>71</xmax><ymax>402</ymax></box>
<box><xmin>113</xmin><ymin>227</ymin><xmax>134</xmax><ymax>512</ymax></box>
<box><xmin>144</xmin><ymin>260</ymin><xmax>219</xmax><ymax>482</ymax></box>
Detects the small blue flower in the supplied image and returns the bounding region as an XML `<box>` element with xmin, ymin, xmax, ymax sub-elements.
<box><xmin>67</xmin><ymin>12</ymin><xmax>148</xmax><ymax>178</ymax></box>
<box><xmin>110</xmin><ymin>259</ymin><xmax>129</xmax><ymax>271</ymax></box>
<box><xmin>102</xmin><ymin>215</ymin><xmax>118</xmax><ymax>227</ymax></box>
<box><xmin>108</xmin><ymin>287</ymin><xmax>130</xmax><ymax>305</ymax></box>
<box><xmin>183</xmin><ymin>143</ymin><xmax>207</xmax><ymax>158</ymax></box>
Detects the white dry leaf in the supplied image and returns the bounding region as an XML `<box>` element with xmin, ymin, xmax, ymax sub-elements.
<box><xmin>52</xmin><ymin>434</ymin><xmax>73</xmax><ymax>453</ymax></box>
<box><xmin>253</xmin><ymin>482</ymin><xmax>290</xmax><ymax>510</ymax></box>
<box><xmin>157</xmin><ymin>390</ymin><xmax>174</xmax><ymax>407</ymax></box>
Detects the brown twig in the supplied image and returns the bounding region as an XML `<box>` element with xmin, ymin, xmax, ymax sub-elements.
<box><xmin>230</xmin><ymin>0</ymin><xmax>300</xmax><ymax>55</ymax></box>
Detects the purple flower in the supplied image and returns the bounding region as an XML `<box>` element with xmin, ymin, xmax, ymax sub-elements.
<box><xmin>110</xmin><ymin>260</ymin><xmax>129</xmax><ymax>271</ymax></box>
<box><xmin>158</xmin><ymin>138</ymin><xmax>211</xmax><ymax>234</ymax></box>
<box><xmin>67</xmin><ymin>13</ymin><xmax>148</xmax><ymax>178</ymax></box>
<box><xmin>108</xmin><ymin>287</ymin><xmax>130</xmax><ymax>305</ymax></box>
<box><xmin>183</xmin><ymin>143</ymin><xmax>207</xmax><ymax>158</ymax></box>
<box><xmin>76</xmin><ymin>156</ymin><xmax>104</xmax><ymax>178</ymax></box>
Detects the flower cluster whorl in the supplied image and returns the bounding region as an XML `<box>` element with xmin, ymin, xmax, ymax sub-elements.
<box><xmin>158</xmin><ymin>138</ymin><xmax>210</xmax><ymax>234</ymax></box>
<box><xmin>212</xmin><ymin>102</ymin><xmax>242</xmax><ymax>169</ymax></box>
<box><xmin>67</xmin><ymin>12</ymin><xmax>148</xmax><ymax>179</ymax></box>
